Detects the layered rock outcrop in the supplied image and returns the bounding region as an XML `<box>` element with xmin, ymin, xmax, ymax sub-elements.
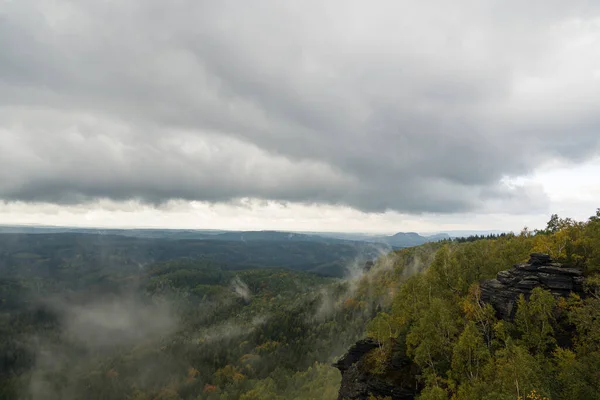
<box><xmin>480</xmin><ymin>253</ymin><xmax>584</xmax><ymax>320</ymax></box>
<box><xmin>334</xmin><ymin>338</ymin><xmax>380</xmax><ymax>373</ymax></box>
<box><xmin>334</xmin><ymin>339</ymin><xmax>419</xmax><ymax>400</ymax></box>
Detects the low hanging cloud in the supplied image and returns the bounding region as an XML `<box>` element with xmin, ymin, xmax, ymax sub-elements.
<box><xmin>1</xmin><ymin>0</ymin><xmax>600</xmax><ymax>214</ymax></box>
<box><xmin>231</xmin><ymin>275</ymin><xmax>252</xmax><ymax>302</ymax></box>
<box><xmin>62</xmin><ymin>297</ymin><xmax>177</xmax><ymax>348</ymax></box>
<box><xmin>26</xmin><ymin>295</ymin><xmax>179</xmax><ymax>400</ymax></box>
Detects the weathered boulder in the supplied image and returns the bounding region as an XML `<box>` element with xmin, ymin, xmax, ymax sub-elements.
<box><xmin>334</xmin><ymin>338</ymin><xmax>380</xmax><ymax>373</ymax></box>
<box><xmin>480</xmin><ymin>253</ymin><xmax>584</xmax><ymax>320</ymax></box>
<box><xmin>334</xmin><ymin>339</ymin><xmax>419</xmax><ymax>400</ymax></box>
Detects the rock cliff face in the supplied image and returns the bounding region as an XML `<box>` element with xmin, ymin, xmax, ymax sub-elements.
<box><xmin>480</xmin><ymin>253</ymin><xmax>585</xmax><ymax>320</ymax></box>
<box><xmin>334</xmin><ymin>339</ymin><xmax>419</xmax><ymax>400</ymax></box>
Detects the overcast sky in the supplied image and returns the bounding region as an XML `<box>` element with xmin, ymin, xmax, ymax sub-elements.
<box><xmin>1</xmin><ymin>0</ymin><xmax>599</xmax><ymax>233</ymax></box>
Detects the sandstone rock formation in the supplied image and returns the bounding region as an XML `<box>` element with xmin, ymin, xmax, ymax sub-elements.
<box><xmin>334</xmin><ymin>339</ymin><xmax>419</xmax><ymax>400</ymax></box>
<box><xmin>480</xmin><ymin>253</ymin><xmax>584</xmax><ymax>320</ymax></box>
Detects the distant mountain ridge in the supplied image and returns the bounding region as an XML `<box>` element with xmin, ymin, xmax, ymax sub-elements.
<box><xmin>0</xmin><ymin>225</ymin><xmax>449</xmax><ymax>248</ymax></box>
<box><xmin>311</xmin><ymin>230</ymin><xmax>450</xmax><ymax>247</ymax></box>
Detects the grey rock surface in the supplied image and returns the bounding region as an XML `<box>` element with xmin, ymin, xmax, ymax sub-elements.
<box><xmin>480</xmin><ymin>253</ymin><xmax>584</xmax><ymax>320</ymax></box>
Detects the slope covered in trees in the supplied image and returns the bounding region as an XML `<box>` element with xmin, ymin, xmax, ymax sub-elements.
<box><xmin>344</xmin><ymin>210</ymin><xmax>600</xmax><ymax>399</ymax></box>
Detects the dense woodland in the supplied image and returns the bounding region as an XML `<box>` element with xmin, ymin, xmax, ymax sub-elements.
<box><xmin>0</xmin><ymin>233</ymin><xmax>385</xmax><ymax>279</ymax></box>
<box><xmin>0</xmin><ymin>210</ymin><xmax>599</xmax><ymax>399</ymax></box>
<box><xmin>0</xmin><ymin>234</ymin><xmax>378</xmax><ymax>399</ymax></box>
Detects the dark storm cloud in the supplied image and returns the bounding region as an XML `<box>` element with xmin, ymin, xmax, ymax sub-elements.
<box><xmin>1</xmin><ymin>0</ymin><xmax>599</xmax><ymax>213</ymax></box>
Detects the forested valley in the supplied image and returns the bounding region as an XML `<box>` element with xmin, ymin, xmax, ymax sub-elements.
<box><xmin>1</xmin><ymin>210</ymin><xmax>600</xmax><ymax>399</ymax></box>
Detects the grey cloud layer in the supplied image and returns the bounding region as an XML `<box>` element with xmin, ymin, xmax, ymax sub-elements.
<box><xmin>1</xmin><ymin>0</ymin><xmax>599</xmax><ymax>213</ymax></box>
